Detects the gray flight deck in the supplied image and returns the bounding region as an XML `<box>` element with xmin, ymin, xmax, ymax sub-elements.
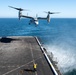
<box><xmin>0</xmin><ymin>36</ymin><xmax>61</xmax><ymax>75</ymax></box>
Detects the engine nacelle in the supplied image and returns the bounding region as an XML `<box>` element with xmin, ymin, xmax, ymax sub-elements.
<box><xmin>47</xmin><ymin>14</ymin><xmax>50</xmax><ymax>23</ymax></box>
<box><xmin>18</xmin><ymin>11</ymin><xmax>22</xmax><ymax>20</ymax></box>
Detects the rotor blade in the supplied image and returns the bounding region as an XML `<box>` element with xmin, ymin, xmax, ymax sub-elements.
<box><xmin>44</xmin><ymin>11</ymin><xmax>48</xmax><ymax>13</ymax></box>
<box><xmin>8</xmin><ymin>6</ymin><xmax>27</xmax><ymax>11</ymax></box>
<box><xmin>44</xmin><ymin>11</ymin><xmax>60</xmax><ymax>14</ymax></box>
<box><xmin>24</xmin><ymin>9</ymin><xmax>30</xmax><ymax>11</ymax></box>
<box><xmin>8</xmin><ymin>6</ymin><xmax>20</xmax><ymax>10</ymax></box>
<box><xmin>47</xmin><ymin>11</ymin><xmax>60</xmax><ymax>14</ymax></box>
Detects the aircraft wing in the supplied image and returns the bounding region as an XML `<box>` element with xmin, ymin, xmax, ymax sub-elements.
<box><xmin>37</xmin><ymin>17</ymin><xmax>47</xmax><ymax>20</ymax></box>
<box><xmin>21</xmin><ymin>15</ymin><xmax>34</xmax><ymax>19</ymax></box>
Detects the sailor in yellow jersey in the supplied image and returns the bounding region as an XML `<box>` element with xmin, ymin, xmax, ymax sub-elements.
<box><xmin>33</xmin><ymin>63</ymin><xmax>37</xmax><ymax>71</ymax></box>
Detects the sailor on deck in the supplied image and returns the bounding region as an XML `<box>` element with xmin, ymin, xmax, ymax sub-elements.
<box><xmin>33</xmin><ymin>63</ymin><xmax>37</xmax><ymax>71</ymax></box>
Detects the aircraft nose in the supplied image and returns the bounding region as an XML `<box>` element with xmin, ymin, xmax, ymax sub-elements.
<box><xmin>36</xmin><ymin>21</ymin><xmax>39</xmax><ymax>25</ymax></box>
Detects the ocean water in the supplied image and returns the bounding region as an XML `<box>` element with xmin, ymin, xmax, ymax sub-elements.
<box><xmin>0</xmin><ymin>18</ymin><xmax>76</xmax><ymax>75</ymax></box>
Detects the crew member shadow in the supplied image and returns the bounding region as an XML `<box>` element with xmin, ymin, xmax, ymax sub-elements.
<box><xmin>0</xmin><ymin>37</ymin><xmax>18</xmax><ymax>43</ymax></box>
<box><xmin>23</xmin><ymin>68</ymin><xmax>35</xmax><ymax>73</ymax></box>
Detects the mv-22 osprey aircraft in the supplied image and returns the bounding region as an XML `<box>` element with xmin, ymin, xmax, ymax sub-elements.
<box><xmin>9</xmin><ymin>6</ymin><xmax>59</xmax><ymax>26</ymax></box>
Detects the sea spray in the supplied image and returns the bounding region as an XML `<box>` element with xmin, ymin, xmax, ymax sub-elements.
<box><xmin>44</xmin><ymin>44</ymin><xmax>76</xmax><ymax>73</ymax></box>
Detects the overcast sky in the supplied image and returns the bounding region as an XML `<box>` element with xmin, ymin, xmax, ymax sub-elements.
<box><xmin>0</xmin><ymin>0</ymin><xmax>76</xmax><ymax>18</ymax></box>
